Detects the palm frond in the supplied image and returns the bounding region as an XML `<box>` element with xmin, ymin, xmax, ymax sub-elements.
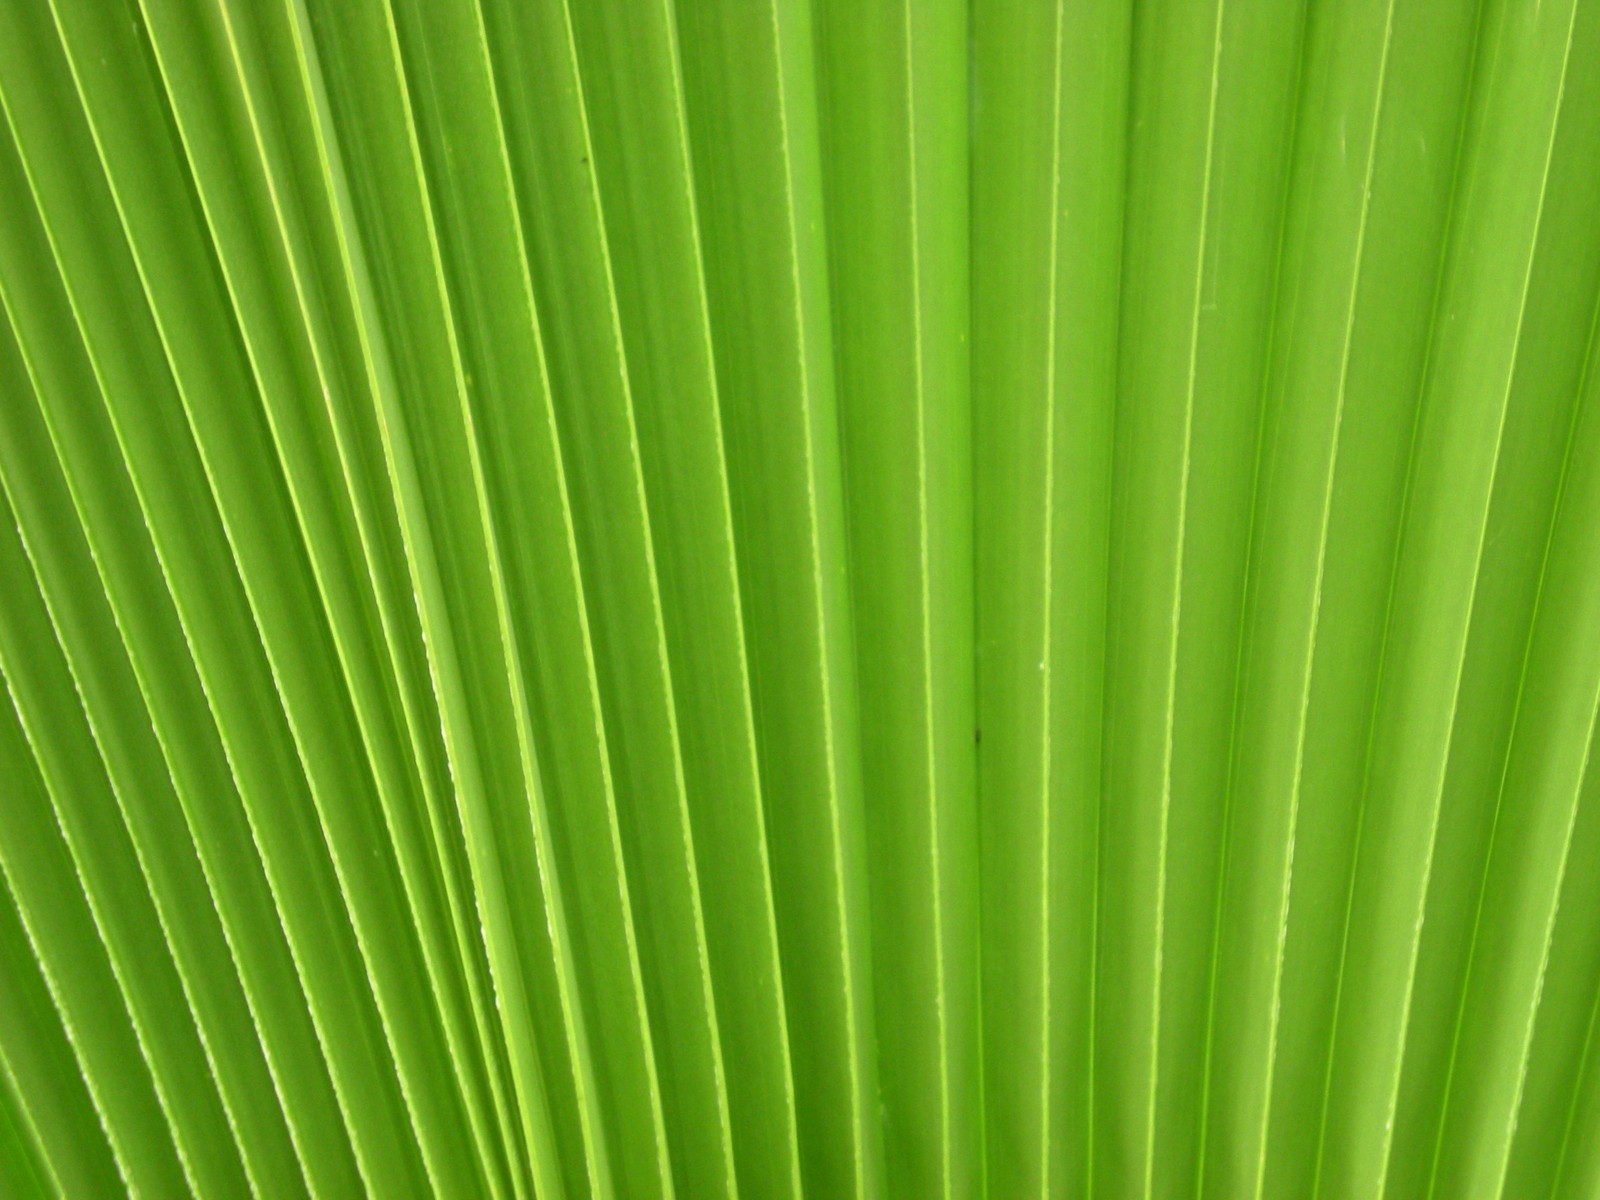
<box><xmin>2</xmin><ymin>0</ymin><xmax>1598</xmax><ymax>1197</ymax></box>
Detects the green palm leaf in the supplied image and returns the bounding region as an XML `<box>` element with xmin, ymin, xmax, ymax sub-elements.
<box><xmin>2</xmin><ymin>0</ymin><xmax>1598</xmax><ymax>1196</ymax></box>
